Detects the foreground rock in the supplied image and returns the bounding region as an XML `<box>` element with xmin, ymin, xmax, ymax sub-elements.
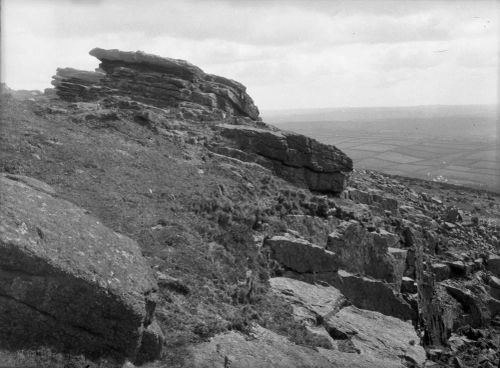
<box><xmin>0</xmin><ymin>175</ymin><xmax>162</xmax><ymax>362</ymax></box>
<box><xmin>188</xmin><ymin>322</ymin><xmax>424</xmax><ymax>368</ymax></box>
<box><xmin>215</xmin><ymin>124</ymin><xmax>352</xmax><ymax>193</ymax></box>
<box><xmin>270</xmin><ymin>277</ymin><xmax>347</xmax><ymax>349</ymax></box>
<box><xmin>324</xmin><ymin>306</ymin><xmax>426</xmax><ymax>366</ymax></box>
<box><xmin>52</xmin><ymin>48</ymin><xmax>260</xmax><ymax>121</ymax></box>
<box><xmin>188</xmin><ymin>325</ymin><xmax>334</xmax><ymax>368</ymax></box>
<box><xmin>269</xmin><ymin>277</ymin><xmax>425</xmax><ymax>367</ymax></box>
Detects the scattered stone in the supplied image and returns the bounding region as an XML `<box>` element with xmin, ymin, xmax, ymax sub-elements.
<box><xmin>487</xmin><ymin>255</ymin><xmax>500</xmax><ymax>277</ymax></box>
<box><xmin>445</xmin><ymin>284</ymin><xmax>491</xmax><ymax>327</ymax></box>
<box><xmin>444</xmin><ymin>206</ymin><xmax>462</xmax><ymax>223</ymax></box>
<box><xmin>401</xmin><ymin>277</ymin><xmax>417</xmax><ymax>294</ymax></box>
<box><xmin>432</xmin><ymin>263</ymin><xmax>451</xmax><ymax>281</ymax></box>
<box><xmin>448</xmin><ymin>261</ymin><xmax>470</xmax><ymax>278</ymax></box>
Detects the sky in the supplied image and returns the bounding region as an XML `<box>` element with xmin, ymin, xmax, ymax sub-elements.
<box><xmin>1</xmin><ymin>0</ymin><xmax>499</xmax><ymax>110</ymax></box>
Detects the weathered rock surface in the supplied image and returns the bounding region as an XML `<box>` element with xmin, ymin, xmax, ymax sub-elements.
<box><xmin>324</xmin><ymin>306</ymin><xmax>426</xmax><ymax>366</ymax></box>
<box><xmin>331</xmin><ymin>270</ymin><xmax>416</xmax><ymax>321</ymax></box>
<box><xmin>264</xmin><ymin>234</ymin><xmax>338</xmax><ymax>274</ymax></box>
<box><xmin>326</xmin><ymin>220</ymin><xmax>406</xmax><ymax>285</ymax></box>
<box><xmin>52</xmin><ymin>48</ymin><xmax>260</xmax><ymax>121</ymax></box>
<box><xmin>269</xmin><ymin>277</ymin><xmax>347</xmax><ymax>349</ymax></box>
<box><xmin>269</xmin><ymin>277</ymin><xmax>425</xmax><ymax>367</ymax></box>
<box><xmin>269</xmin><ymin>277</ymin><xmax>347</xmax><ymax>324</ymax></box>
<box><xmin>188</xmin><ymin>325</ymin><xmax>334</xmax><ymax>368</ymax></box>
<box><xmin>0</xmin><ymin>175</ymin><xmax>161</xmax><ymax>361</ymax></box>
<box><xmin>215</xmin><ymin>124</ymin><xmax>352</xmax><ymax>193</ymax></box>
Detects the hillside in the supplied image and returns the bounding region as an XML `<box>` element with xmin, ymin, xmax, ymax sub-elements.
<box><xmin>1</xmin><ymin>48</ymin><xmax>500</xmax><ymax>368</ymax></box>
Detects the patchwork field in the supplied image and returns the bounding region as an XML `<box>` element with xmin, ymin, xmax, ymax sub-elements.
<box><xmin>264</xmin><ymin>105</ymin><xmax>499</xmax><ymax>193</ymax></box>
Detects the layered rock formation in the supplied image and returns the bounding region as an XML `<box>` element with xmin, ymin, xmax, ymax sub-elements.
<box><xmin>52</xmin><ymin>48</ymin><xmax>260</xmax><ymax>121</ymax></box>
<box><xmin>0</xmin><ymin>174</ymin><xmax>162</xmax><ymax>362</ymax></box>
<box><xmin>213</xmin><ymin>124</ymin><xmax>353</xmax><ymax>193</ymax></box>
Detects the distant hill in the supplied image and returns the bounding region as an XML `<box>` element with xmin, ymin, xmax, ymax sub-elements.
<box><xmin>264</xmin><ymin>105</ymin><xmax>499</xmax><ymax>192</ymax></box>
<box><xmin>263</xmin><ymin>104</ymin><xmax>498</xmax><ymax>123</ymax></box>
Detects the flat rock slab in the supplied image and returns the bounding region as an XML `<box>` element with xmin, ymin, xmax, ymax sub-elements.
<box><xmin>188</xmin><ymin>325</ymin><xmax>334</xmax><ymax>368</ymax></box>
<box><xmin>0</xmin><ymin>175</ymin><xmax>160</xmax><ymax>360</ymax></box>
<box><xmin>53</xmin><ymin>48</ymin><xmax>260</xmax><ymax>121</ymax></box>
<box><xmin>265</xmin><ymin>235</ymin><xmax>338</xmax><ymax>274</ymax></box>
<box><xmin>331</xmin><ymin>270</ymin><xmax>416</xmax><ymax>321</ymax></box>
<box><xmin>189</xmin><ymin>322</ymin><xmax>423</xmax><ymax>368</ymax></box>
<box><xmin>270</xmin><ymin>277</ymin><xmax>347</xmax><ymax>327</ymax></box>
<box><xmin>318</xmin><ymin>347</ymin><xmax>404</xmax><ymax>368</ymax></box>
<box><xmin>324</xmin><ymin>306</ymin><xmax>426</xmax><ymax>367</ymax></box>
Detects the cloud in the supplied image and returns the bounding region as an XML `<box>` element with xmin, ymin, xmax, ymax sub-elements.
<box><xmin>1</xmin><ymin>0</ymin><xmax>498</xmax><ymax>109</ymax></box>
<box><xmin>11</xmin><ymin>0</ymin><xmax>488</xmax><ymax>46</ymax></box>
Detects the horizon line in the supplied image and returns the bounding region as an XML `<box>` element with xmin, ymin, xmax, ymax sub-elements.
<box><xmin>261</xmin><ymin>103</ymin><xmax>499</xmax><ymax>113</ymax></box>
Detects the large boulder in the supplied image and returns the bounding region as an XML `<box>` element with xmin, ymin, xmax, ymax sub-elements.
<box><xmin>51</xmin><ymin>48</ymin><xmax>260</xmax><ymax>121</ymax></box>
<box><xmin>216</xmin><ymin>124</ymin><xmax>352</xmax><ymax>193</ymax></box>
<box><xmin>0</xmin><ymin>174</ymin><xmax>162</xmax><ymax>362</ymax></box>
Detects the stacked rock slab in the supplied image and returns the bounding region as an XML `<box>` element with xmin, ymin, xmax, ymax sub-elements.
<box><xmin>0</xmin><ymin>174</ymin><xmax>162</xmax><ymax>362</ymax></box>
<box><xmin>51</xmin><ymin>48</ymin><xmax>260</xmax><ymax>121</ymax></box>
<box><xmin>215</xmin><ymin>124</ymin><xmax>353</xmax><ymax>193</ymax></box>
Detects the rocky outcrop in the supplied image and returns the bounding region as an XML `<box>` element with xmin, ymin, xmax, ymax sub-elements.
<box><xmin>50</xmin><ymin>48</ymin><xmax>353</xmax><ymax>193</ymax></box>
<box><xmin>214</xmin><ymin>124</ymin><xmax>353</xmax><ymax>193</ymax></box>
<box><xmin>52</xmin><ymin>48</ymin><xmax>260</xmax><ymax>121</ymax></box>
<box><xmin>0</xmin><ymin>174</ymin><xmax>162</xmax><ymax>362</ymax></box>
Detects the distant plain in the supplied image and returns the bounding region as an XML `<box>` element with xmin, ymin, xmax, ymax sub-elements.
<box><xmin>264</xmin><ymin>105</ymin><xmax>499</xmax><ymax>193</ymax></box>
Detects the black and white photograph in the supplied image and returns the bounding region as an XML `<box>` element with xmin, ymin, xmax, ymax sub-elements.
<box><xmin>0</xmin><ymin>0</ymin><xmax>499</xmax><ymax>367</ymax></box>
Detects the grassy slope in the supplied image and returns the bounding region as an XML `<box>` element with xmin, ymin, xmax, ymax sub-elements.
<box><xmin>0</xmin><ymin>95</ymin><xmax>323</xmax><ymax>367</ymax></box>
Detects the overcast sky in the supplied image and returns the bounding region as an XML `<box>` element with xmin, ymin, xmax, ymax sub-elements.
<box><xmin>1</xmin><ymin>0</ymin><xmax>498</xmax><ymax>110</ymax></box>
